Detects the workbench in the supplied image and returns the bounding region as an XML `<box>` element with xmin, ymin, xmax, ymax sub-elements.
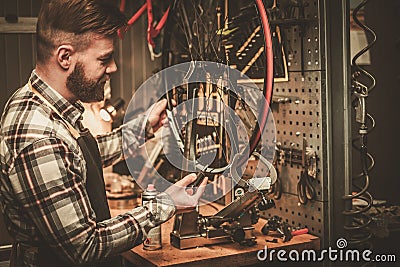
<box><xmin>110</xmin><ymin>201</ymin><xmax>320</xmax><ymax>267</ymax></box>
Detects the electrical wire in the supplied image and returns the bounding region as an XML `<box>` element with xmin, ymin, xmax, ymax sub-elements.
<box><xmin>343</xmin><ymin>0</ymin><xmax>376</xmax><ymax>256</ymax></box>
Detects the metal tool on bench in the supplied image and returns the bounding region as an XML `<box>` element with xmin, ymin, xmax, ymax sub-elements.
<box><xmin>170</xmin><ymin>161</ymin><xmax>276</xmax><ymax>249</ymax></box>
<box><xmin>261</xmin><ymin>215</ymin><xmax>292</xmax><ymax>242</ymax></box>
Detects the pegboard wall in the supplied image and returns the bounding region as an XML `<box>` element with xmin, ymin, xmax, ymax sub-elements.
<box><xmin>260</xmin><ymin>0</ymin><xmax>330</xmax><ymax>244</ymax></box>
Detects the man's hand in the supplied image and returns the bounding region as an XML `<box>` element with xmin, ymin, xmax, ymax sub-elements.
<box><xmin>165</xmin><ymin>173</ymin><xmax>208</xmax><ymax>212</ymax></box>
<box><xmin>146</xmin><ymin>99</ymin><xmax>168</xmax><ymax>133</ymax></box>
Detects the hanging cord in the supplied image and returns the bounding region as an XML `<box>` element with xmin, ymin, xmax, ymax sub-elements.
<box><xmin>343</xmin><ymin>0</ymin><xmax>376</xmax><ymax>258</ymax></box>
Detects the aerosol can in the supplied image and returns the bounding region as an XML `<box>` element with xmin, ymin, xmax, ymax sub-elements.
<box><xmin>142</xmin><ymin>184</ymin><xmax>162</xmax><ymax>250</ymax></box>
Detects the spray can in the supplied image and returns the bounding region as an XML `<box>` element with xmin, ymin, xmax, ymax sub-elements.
<box><xmin>142</xmin><ymin>184</ymin><xmax>162</xmax><ymax>250</ymax></box>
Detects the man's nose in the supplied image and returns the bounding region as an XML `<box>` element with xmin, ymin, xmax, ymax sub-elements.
<box><xmin>106</xmin><ymin>58</ymin><xmax>117</xmax><ymax>74</ymax></box>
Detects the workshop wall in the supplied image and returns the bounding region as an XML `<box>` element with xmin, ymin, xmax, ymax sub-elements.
<box><xmin>260</xmin><ymin>0</ymin><xmax>329</xmax><ymax>244</ymax></box>
<box><xmin>0</xmin><ymin>0</ymin><xmax>162</xmax><ymax>114</ymax></box>
<box><xmin>0</xmin><ymin>0</ymin><xmax>41</xmax><ymax>113</ymax></box>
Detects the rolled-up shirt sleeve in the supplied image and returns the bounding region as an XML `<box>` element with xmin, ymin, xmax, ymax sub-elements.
<box><xmin>9</xmin><ymin>136</ymin><xmax>173</xmax><ymax>265</ymax></box>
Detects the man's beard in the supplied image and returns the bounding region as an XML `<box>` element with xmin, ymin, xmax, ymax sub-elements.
<box><xmin>66</xmin><ymin>62</ymin><xmax>105</xmax><ymax>103</ymax></box>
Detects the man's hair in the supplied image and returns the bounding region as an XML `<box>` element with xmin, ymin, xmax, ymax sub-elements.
<box><xmin>36</xmin><ymin>0</ymin><xmax>127</xmax><ymax>63</ymax></box>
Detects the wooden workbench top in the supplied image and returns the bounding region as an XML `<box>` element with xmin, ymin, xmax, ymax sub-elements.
<box><xmin>111</xmin><ymin>203</ymin><xmax>320</xmax><ymax>267</ymax></box>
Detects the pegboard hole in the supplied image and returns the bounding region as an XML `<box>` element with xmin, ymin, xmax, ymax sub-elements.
<box><xmin>298</xmin><ymin>212</ymin><xmax>301</xmax><ymax>216</ymax></box>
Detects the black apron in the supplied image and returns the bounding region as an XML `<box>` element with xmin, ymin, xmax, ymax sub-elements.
<box><xmin>37</xmin><ymin>130</ymin><xmax>122</xmax><ymax>267</ymax></box>
<box><xmin>10</xmin><ymin>85</ymin><xmax>122</xmax><ymax>267</ymax></box>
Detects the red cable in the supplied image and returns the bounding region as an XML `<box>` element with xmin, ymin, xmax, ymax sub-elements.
<box><xmin>120</xmin><ymin>0</ymin><xmax>126</xmax><ymax>12</ymax></box>
<box><xmin>253</xmin><ymin>0</ymin><xmax>274</xmax><ymax>151</ymax></box>
<box><xmin>238</xmin><ymin>0</ymin><xmax>274</xmax><ymax>166</ymax></box>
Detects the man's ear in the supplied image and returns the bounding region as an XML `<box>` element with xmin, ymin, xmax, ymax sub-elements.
<box><xmin>56</xmin><ymin>45</ymin><xmax>74</xmax><ymax>70</ymax></box>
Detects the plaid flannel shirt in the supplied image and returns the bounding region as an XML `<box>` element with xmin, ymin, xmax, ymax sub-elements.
<box><xmin>0</xmin><ymin>71</ymin><xmax>175</xmax><ymax>266</ymax></box>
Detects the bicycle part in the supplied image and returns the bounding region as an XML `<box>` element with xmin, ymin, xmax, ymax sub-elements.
<box><xmin>118</xmin><ymin>0</ymin><xmax>170</xmax><ymax>48</ymax></box>
<box><xmin>162</xmin><ymin>0</ymin><xmax>274</xmax><ymax>175</ymax></box>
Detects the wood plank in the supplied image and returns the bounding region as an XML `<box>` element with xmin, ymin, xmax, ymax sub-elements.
<box><xmin>5</xmin><ymin>35</ymin><xmax>21</xmax><ymax>95</ymax></box>
<box><xmin>18</xmin><ymin>34</ymin><xmax>34</xmax><ymax>83</ymax></box>
<box><xmin>0</xmin><ymin>34</ymin><xmax>7</xmax><ymax>113</ymax></box>
<box><xmin>0</xmin><ymin>17</ymin><xmax>37</xmax><ymax>33</ymax></box>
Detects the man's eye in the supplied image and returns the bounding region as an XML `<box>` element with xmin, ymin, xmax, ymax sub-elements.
<box><xmin>100</xmin><ymin>57</ymin><xmax>112</xmax><ymax>64</ymax></box>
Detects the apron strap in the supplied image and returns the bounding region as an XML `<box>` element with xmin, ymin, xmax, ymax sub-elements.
<box><xmin>28</xmin><ymin>83</ymin><xmax>80</xmax><ymax>139</ymax></box>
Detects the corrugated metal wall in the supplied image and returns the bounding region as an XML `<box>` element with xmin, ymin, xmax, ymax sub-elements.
<box><xmin>0</xmin><ymin>0</ymin><xmax>161</xmax><ymax>114</ymax></box>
